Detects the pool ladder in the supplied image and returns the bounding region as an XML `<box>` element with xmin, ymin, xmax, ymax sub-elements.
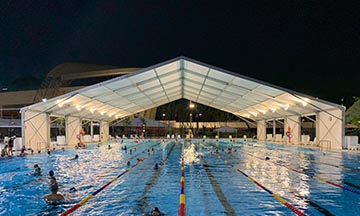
<box><xmin>319</xmin><ymin>140</ymin><xmax>331</xmax><ymax>151</ymax></box>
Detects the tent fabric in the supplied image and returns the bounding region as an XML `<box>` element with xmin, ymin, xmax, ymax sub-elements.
<box><xmin>21</xmin><ymin>56</ymin><xmax>343</xmax><ymax>123</ymax></box>
<box><xmin>112</xmin><ymin>117</ymin><xmax>168</xmax><ymax>128</ymax></box>
<box><xmin>214</xmin><ymin>126</ymin><xmax>238</xmax><ymax>133</ymax></box>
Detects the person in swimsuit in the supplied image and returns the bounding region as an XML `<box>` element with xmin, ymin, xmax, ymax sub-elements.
<box><xmin>44</xmin><ymin>170</ymin><xmax>65</xmax><ymax>204</ymax></box>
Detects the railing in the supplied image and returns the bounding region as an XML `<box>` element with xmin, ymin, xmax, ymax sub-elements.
<box><xmin>319</xmin><ymin>140</ymin><xmax>331</xmax><ymax>151</ymax></box>
<box><xmin>27</xmin><ymin>141</ymin><xmax>49</xmax><ymax>152</ymax></box>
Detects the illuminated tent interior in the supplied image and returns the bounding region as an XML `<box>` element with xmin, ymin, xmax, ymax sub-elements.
<box><xmin>20</xmin><ymin>56</ymin><xmax>345</xmax><ymax>149</ymax></box>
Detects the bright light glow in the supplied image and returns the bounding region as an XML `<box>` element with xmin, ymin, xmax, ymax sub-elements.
<box><xmin>284</xmin><ymin>104</ymin><xmax>289</xmax><ymax>110</ymax></box>
<box><xmin>76</xmin><ymin>105</ymin><xmax>82</xmax><ymax>111</ymax></box>
<box><xmin>258</xmin><ymin>109</ymin><xmax>267</xmax><ymax>115</ymax></box>
<box><xmin>295</xmin><ymin>97</ymin><xmax>309</xmax><ymax>106</ymax></box>
<box><xmin>100</xmin><ymin>111</ymin><xmax>106</xmax><ymax>115</ymax></box>
<box><xmin>250</xmin><ymin>112</ymin><xmax>258</xmax><ymax>116</ymax></box>
<box><xmin>42</xmin><ymin>98</ymin><xmax>47</xmax><ymax>102</ymax></box>
<box><xmin>269</xmin><ymin>107</ymin><xmax>276</xmax><ymax>113</ymax></box>
<box><xmin>108</xmin><ymin>113</ymin><xmax>114</xmax><ymax>117</ymax></box>
<box><xmin>57</xmin><ymin>99</ymin><xmax>64</xmax><ymax>107</ymax></box>
<box><xmin>90</xmin><ymin>108</ymin><xmax>96</xmax><ymax>114</ymax></box>
<box><xmin>189</xmin><ymin>102</ymin><xmax>195</xmax><ymax>109</ymax></box>
<box><xmin>244</xmin><ymin>114</ymin><xmax>250</xmax><ymax>118</ymax></box>
<box><xmin>57</xmin><ymin>99</ymin><xmax>70</xmax><ymax>107</ymax></box>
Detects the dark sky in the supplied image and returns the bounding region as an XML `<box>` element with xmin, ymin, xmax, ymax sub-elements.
<box><xmin>1</xmin><ymin>0</ymin><xmax>359</xmax><ymax>107</ymax></box>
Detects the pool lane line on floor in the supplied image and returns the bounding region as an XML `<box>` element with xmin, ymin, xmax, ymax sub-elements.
<box><xmin>242</xmin><ymin>145</ymin><xmax>360</xmax><ymax>173</ymax></box>
<box><xmin>224</xmin><ymin>153</ymin><xmax>335</xmax><ymax>216</ymax></box>
<box><xmin>215</xmin><ymin>141</ymin><xmax>360</xmax><ymax>190</ymax></box>
<box><xmin>213</xmin><ymin>153</ymin><xmax>305</xmax><ymax>216</ymax></box>
<box><xmin>178</xmin><ymin>141</ymin><xmax>186</xmax><ymax>216</ymax></box>
<box><xmin>197</xmin><ymin>142</ymin><xmax>256</xmax><ymax>215</ymax></box>
<box><xmin>94</xmin><ymin>142</ymin><xmax>160</xmax><ymax>178</ymax></box>
<box><xmin>235</xmin><ymin>148</ymin><xmax>360</xmax><ymax>195</ymax></box>
<box><xmin>239</xmin><ymin>141</ymin><xmax>359</xmax><ymax>165</ymax></box>
<box><xmin>59</xmin><ymin>143</ymin><xmax>163</xmax><ymax>216</ymax></box>
<box><xmin>199</xmin><ymin>156</ymin><xmax>236</xmax><ymax>216</ymax></box>
<box><xmin>236</xmin><ymin>147</ymin><xmax>360</xmax><ymax>187</ymax></box>
<box><xmin>135</xmin><ymin>141</ymin><xmax>177</xmax><ymax>214</ymax></box>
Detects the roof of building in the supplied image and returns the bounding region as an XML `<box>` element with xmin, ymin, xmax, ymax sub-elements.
<box><xmin>21</xmin><ymin>56</ymin><xmax>344</xmax><ymax>123</ymax></box>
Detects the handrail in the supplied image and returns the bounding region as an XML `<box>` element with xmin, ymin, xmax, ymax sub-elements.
<box><xmin>319</xmin><ymin>140</ymin><xmax>331</xmax><ymax>151</ymax></box>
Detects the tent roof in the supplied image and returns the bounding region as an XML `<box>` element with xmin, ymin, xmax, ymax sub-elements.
<box><xmin>21</xmin><ymin>56</ymin><xmax>343</xmax><ymax>122</ymax></box>
<box><xmin>214</xmin><ymin>126</ymin><xmax>238</xmax><ymax>133</ymax></box>
<box><xmin>112</xmin><ymin>117</ymin><xmax>168</xmax><ymax>128</ymax></box>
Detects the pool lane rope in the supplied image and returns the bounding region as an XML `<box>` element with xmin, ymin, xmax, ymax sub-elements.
<box><xmin>241</xmin><ymin>150</ymin><xmax>360</xmax><ymax>195</ymax></box>
<box><xmin>224</xmin><ymin>153</ymin><xmax>335</xmax><ymax>216</ymax></box>
<box><xmin>213</xmin><ymin>153</ymin><xmax>305</xmax><ymax>216</ymax></box>
<box><xmin>239</xmin><ymin>141</ymin><xmax>359</xmax><ymax>172</ymax></box>
<box><xmin>60</xmin><ymin>144</ymin><xmax>159</xmax><ymax>216</ymax></box>
<box><xmin>178</xmin><ymin>141</ymin><xmax>186</xmax><ymax>216</ymax></box>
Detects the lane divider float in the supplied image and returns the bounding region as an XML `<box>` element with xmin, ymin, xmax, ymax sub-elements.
<box><xmin>60</xmin><ymin>146</ymin><xmax>157</xmax><ymax>216</ymax></box>
<box><xmin>178</xmin><ymin>141</ymin><xmax>186</xmax><ymax>216</ymax></box>
<box><xmin>213</xmin><ymin>153</ymin><xmax>305</xmax><ymax>216</ymax></box>
<box><xmin>241</xmin><ymin>150</ymin><xmax>360</xmax><ymax>195</ymax></box>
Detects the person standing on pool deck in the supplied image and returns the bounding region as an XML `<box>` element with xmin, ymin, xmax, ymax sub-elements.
<box><xmin>1</xmin><ymin>145</ymin><xmax>9</xmax><ymax>157</ymax></box>
<box><xmin>8</xmin><ymin>136</ymin><xmax>15</xmax><ymax>156</ymax></box>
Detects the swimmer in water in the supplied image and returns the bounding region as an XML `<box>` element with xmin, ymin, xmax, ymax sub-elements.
<box><xmin>33</xmin><ymin>164</ymin><xmax>42</xmax><ymax>175</ymax></box>
<box><xmin>151</xmin><ymin>207</ymin><xmax>161</xmax><ymax>216</ymax></box>
<box><xmin>44</xmin><ymin>170</ymin><xmax>64</xmax><ymax>204</ymax></box>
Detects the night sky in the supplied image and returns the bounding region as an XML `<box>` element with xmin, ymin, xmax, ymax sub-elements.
<box><xmin>1</xmin><ymin>0</ymin><xmax>359</xmax><ymax>107</ymax></box>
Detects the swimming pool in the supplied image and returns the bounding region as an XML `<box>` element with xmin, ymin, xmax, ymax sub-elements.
<box><xmin>0</xmin><ymin>139</ymin><xmax>359</xmax><ymax>215</ymax></box>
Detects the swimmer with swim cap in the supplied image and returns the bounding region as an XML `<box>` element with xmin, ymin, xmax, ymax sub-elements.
<box><xmin>44</xmin><ymin>170</ymin><xmax>64</xmax><ymax>204</ymax></box>
<box><xmin>33</xmin><ymin>164</ymin><xmax>42</xmax><ymax>175</ymax></box>
<box><xmin>48</xmin><ymin>170</ymin><xmax>58</xmax><ymax>192</ymax></box>
<box><xmin>151</xmin><ymin>207</ymin><xmax>161</xmax><ymax>216</ymax></box>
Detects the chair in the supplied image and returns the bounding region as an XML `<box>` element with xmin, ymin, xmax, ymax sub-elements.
<box><xmin>266</xmin><ymin>134</ymin><xmax>273</xmax><ymax>141</ymax></box>
<box><xmin>309</xmin><ymin>137</ymin><xmax>317</xmax><ymax>146</ymax></box>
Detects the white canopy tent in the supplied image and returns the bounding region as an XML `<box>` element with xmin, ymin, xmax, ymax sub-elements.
<box><xmin>214</xmin><ymin>126</ymin><xmax>238</xmax><ymax>134</ymax></box>
<box><xmin>21</xmin><ymin>56</ymin><xmax>345</xmax><ymax>149</ymax></box>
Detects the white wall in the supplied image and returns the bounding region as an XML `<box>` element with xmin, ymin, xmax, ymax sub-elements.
<box><xmin>257</xmin><ymin>120</ymin><xmax>266</xmax><ymax>141</ymax></box>
<box><xmin>23</xmin><ymin>110</ymin><xmax>49</xmax><ymax>150</ymax></box>
<box><xmin>100</xmin><ymin>121</ymin><xmax>109</xmax><ymax>142</ymax></box>
<box><xmin>66</xmin><ymin>116</ymin><xmax>81</xmax><ymax>146</ymax></box>
<box><xmin>317</xmin><ymin>109</ymin><xmax>344</xmax><ymax>150</ymax></box>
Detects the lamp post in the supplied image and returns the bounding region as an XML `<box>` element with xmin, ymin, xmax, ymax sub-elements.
<box><xmin>189</xmin><ymin>113</ymin><xmax>193</xmax><ymax>130</ymax></box>
<box><xmin>196</xmin><ymin>113</ymin><xmax>202</xmax><ymax>136</ymax></box>
<box><xmin>162</xmin><ymin>113</ymin><xmax>166</xmax><ymax>136</ymax></box>
<box><xmin>189</xmin><ymin>101</ymin><xmax>195</xmax><ymax>128</ymax></box>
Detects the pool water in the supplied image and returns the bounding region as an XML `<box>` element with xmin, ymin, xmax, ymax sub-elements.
<box><xmin>0</xmin><ymin>139</ymin><xmax>359</xmax><ymax>215</ymax></box>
